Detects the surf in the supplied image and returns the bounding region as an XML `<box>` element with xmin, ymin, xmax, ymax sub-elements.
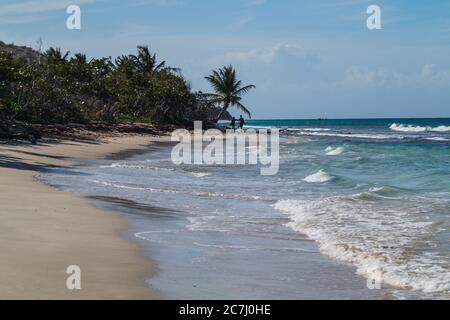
<box><xmin>273</xmin><ymin>194</ymin><xmax>450</xmax><ymax>295</ymax></box>
<box><xmin>390</xmin><ymin>123</ymin><xmax>450</xmax><ymax>132</ymax></box>
<box><xmin>303</xmin><ymin>170</ymin><xmax>334</xmax><ymax>183</ymax></box>
<box><xmin>325</xmin><ymin>146</ymin><xmax>345</xmax><ymax>156</ymax></box>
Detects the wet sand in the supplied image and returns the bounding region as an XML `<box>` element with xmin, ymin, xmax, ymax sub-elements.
<box><xmin>0</xmin><ymin>135</ymin><xmax>169</xmax><ymax>299</ymax></box>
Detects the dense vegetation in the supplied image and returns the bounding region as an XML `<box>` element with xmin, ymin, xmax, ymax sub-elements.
<box><xmin>0</xmin><ymin>43</ymin><xmax>248</xmax><ymax>127</ymax></box>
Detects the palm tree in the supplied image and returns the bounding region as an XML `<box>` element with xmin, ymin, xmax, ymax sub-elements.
<box><xmin>131</xmin><ymin>45</ymin><xmax>170</xmax><ymax>74</ymax></box>
<box><xmin>115</xmin><ymin>55</ymin><xmax>135</xmax><ymax>77</ymax></box>
<box><xmin>45</xmin><ymin>47</ymin><xmax>70</xmax><ymax>64</ymax></box>
<box><xmin>205</xmin><ymin>65</ymin><xmax>255</xmax><ymax>122</ymax></box>
<box><xmin>72</xmin><ymin>53</ymin><xmax>88</xmax><ymax>64</ymax></box>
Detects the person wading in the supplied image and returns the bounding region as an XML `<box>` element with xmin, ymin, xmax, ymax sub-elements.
<box><xmin>230</xmin><ymin>117</ymin><xmax>236</xmax><ymax>130</ymax></box>
<box><xmin>238</xmin><ymin>115</ymin><xmax>245</xmax><ymax>130</ymax></box>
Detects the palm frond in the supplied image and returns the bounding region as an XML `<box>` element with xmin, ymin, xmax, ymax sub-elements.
<box><xmin>235</xmin><ymin>84</ymin><xmax>255</xmax><ymax>96</ymax></box>
<box><xmin>202</xmin><ymin>93</ymin><xmax>221</xmax><ymax>99</ymax></box>
<box><xmin>235</xmin><ymin>102</ymin><xmax>252</xmax><ymax>118</ymax></box>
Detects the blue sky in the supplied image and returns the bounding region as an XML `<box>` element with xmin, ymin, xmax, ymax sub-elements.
<box><xmin>1</xmin><ymin>0</ymin><xmax>450</xmax><ymax>119</ymax></box>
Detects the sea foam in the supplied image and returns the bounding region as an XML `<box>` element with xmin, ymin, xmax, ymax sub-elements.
<box><xmin>273</xmin><ymin>195</ymin><xmax>450</xmax><ymax>294</ymax></box>
<box><xmin>297</xmin><ymin>131</ymin><xmax>398</xmax><ymax>140</ymax></box>
<box><xmin>390</xmin><ymin>123</ymin><xmax>450</xmax><ymax>133</ymax></box>
<box><xmin>303</xmin><ymin>170</ymin><xmax>334</xmax><ymax>183</ymax></box>
<box><xmin>425</xmin><ymin>137</ymin><xmax>450</xmax><ymax>142</ymax></box>
<box><xmin>303</xmin><ymin>128</ymin><xmax>332</xmax><ymax>132</ymax></box>
<box><xmin>326</xmin><ymin>146</ymin><xmax>345</xmax><ymax>156</ymax></box>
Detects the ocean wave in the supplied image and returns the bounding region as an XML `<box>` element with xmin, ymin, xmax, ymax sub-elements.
<box><xmin>369</xmin><ymin>186</ymin><xmax>400</xmax><ymax>196</ymax></box>
<box><xmin>302</xmin><ymin>128</ymin><xmax>332</xmax><ymax>132</ymax></box>
<box><xmin>192</xmin><ymin>191</ymin><xmax>262</xmax><ymax>201</ymax></box>
<box><xmin>425</xmin><ymin>137</ymin><xmax>450</xmax><ymax>142</ymax></box>
<box><xmin>186</xmin><ymin>216</ymin><xmax>232</xmax><ymax>233</ymax></box>
<box><xmin>190</xmin><ymin>172</ymin><xmax>212</xmax><ymax>178</ymax></box>
<box><xmin>101</xmin><ymin>163</ymin><xmax>175</xmax><ymax>172</ymax></box>
<box><xmin>325</xmin><ymin>146</ymin><xmax>345</xmax><ymax>156</ymax></box>
<box><xmin>102</xmin><ymin>163</ymin><xmax>211</xmax><ymax>177</ymax></box>
<box><xmin>390</xmin><ymin>123</ymin><xmax>450</xmax><ymax>133</ymax></box>
<box><xmin>100</xmin><ymin>163</ymin><xmax>146</xmax><ymax>169</ymax></box>
<box><xmin>90</xmin><ymin>180</ymin><xmax>180</xmax><ymax>194</ymax></box>
<box><xmin>91</xmin><ymin>180</ymin><xmax>263</xmax><ymax>201</ymax></box>
<box><xmin>245</xmin><ymin>125</ymin><xmax>278</xmax><ymax>131</ymax></box>
<box><xmin>273</xmin><ymin>195</ymin><xmax>450</xmax><ymax>294</ymax></box>
<box><xmin>291</xmin><ymin>129</ymin><xmax>448</xmax><ymax>142</ymax></box>
<box><xmin>296</xmin><ymin>131</ymin><xmax>399</xmax><ymax>140</ymax></box>
<box><xmin>193</xmin><ymin>242</ymin><xmax>316</xmax><ymax>253</ymax></box>
<box><xmin>353</xmin><ymin>186</ymin><xmax>404</xmax><ymax>200</ymax></box>
<box><xmin>303</xmin><ymin>170</ymin><xmax>334</xmax><ymax>183</ymax></box>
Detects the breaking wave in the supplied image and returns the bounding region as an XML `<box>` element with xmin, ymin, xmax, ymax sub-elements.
<box><xmin>273</xmin><ymin>194</ymin><xmax>450</xmax><ymax>294</ymax></box>
<box><xmin>303</xmin><ymin>170</ymin><xmax>334</xmax><ymax>183</ymax></box>
<box><xmin>390</xmin><ymin>123</ymin><xmax>450</xmax><ymax>133</ymax></box>
<box><xmin>325</xmin><ymin>146</ymin><xmax>345</xmax><ymax>156</ymax></box>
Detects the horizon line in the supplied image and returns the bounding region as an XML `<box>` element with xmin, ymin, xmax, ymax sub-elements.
<box><xmin>242</xmin><ymin>116</ymin><xmax>450</xmax><ymax>121</ymax></box>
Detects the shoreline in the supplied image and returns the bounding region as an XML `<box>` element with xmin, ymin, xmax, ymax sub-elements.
<box><xmin>2</xmin><ymin>125</ymin><xmax>447</xmax><ymax>299</ymax></box>
<box><xmin>0</xmin><ymin>134</ymin><xmax>170</xmax><ymax>299</ymax></box>
<box><xmin>66</xmin><ymin>138</ymin><xmax>394</xmax><ymax>300</ymax></box>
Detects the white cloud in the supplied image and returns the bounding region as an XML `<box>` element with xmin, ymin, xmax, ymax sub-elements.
<box><xmin>0</xmin><ymin>0</ymin><xmax>98</xmax><ymax>24</ymax></box>
<box><xmin>221</xmin><ymin>43</ymin><xmax>311</xmax><ymax>64</ymax></box>
<box><xmin>0</xmin><ymin>0</ymin><xmax>97</xmax><ymax>15</ymax></box>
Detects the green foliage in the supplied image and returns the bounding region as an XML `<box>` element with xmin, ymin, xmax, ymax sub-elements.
<box><xmin>1</xmin><ymin>45</ymin><xmax>222</xmax><ymax>125</ymax></box>
<box><xmin>0</xmin><ymin>52</ymin><xmax>15</xmax><ymax>115</ymax></box>
<box><xmin>205</xmin><ymin>64</ymin><xmax>255</xmax><ymax>122</ymax></box>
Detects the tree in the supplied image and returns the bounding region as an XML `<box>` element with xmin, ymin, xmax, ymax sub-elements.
<box><xmin>131</xmin><ymin>45</ymin><xmax>169</xmax><ymax>75</ymax></box>
<box><xmin>45</xmin><ymin>47</ymin><xmax>70</xmax><ymax>65</ymax></box>
<box><xmin>0</xmin><ymin>52</ymin><xmax>14</xmax><ymax>115</ymax></box>
<box><xmin>204</xmin><ymin>65</ymin><xmax>255</xmax><ymax>122</ymax></box>
<box><xmin>2</xmin><ymin>43</ymin><xmax>216</xmax><ymax>125</ymax></box>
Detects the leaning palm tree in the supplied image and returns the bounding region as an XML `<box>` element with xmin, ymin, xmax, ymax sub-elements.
<box><xmin>205</xmin><ymin>65</ymin><xmax>255</xmax><ymax>122</ymax></box>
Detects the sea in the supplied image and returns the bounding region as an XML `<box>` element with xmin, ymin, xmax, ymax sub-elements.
<box><xmin>40</xmin><ymin>118</ymin><xmax>450</xmax><ymax>299</ymax></box>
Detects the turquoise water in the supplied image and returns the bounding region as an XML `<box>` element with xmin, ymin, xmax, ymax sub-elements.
<box><xmin>247</xmin><ymin>118</ymin><xmax>450</xmax><ymax>128</ymax></box>
<box><xmin>246</xmin><ymin>118</ymin><xmax>450</xmax><ymax>295</ymax></box>
<box><xmin>41</xmin><ymin>118</ymin><xmax>450</xmax><ymax>299</ymax></box>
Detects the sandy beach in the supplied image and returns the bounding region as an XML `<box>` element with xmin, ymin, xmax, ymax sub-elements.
<box><xmin>0</xmin><ymin>135</ymin><xmax>168</xmax><ymax>299</ymax></box>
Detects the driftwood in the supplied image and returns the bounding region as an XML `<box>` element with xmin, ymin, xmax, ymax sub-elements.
<box><xmin>0</xmin><ymin>120</ymin><xmax>42</xmax><ymax>144</ymax></box>
<box><xmin>30</xmin><ymin>123</ymin><xmax>178</xmax><ymax>138</ymax></box>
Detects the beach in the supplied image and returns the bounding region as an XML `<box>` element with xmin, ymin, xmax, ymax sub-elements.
<box><xmin>37</xmin><ymin>118</ymin><xmax>449</xmax><ymax>299</ymax></box>
<box><xmin>0</xmin><ymin>135</ymin><xmax>168</xmax><ymax>299</ymax></box>
<box><xmin>1</xmin><ymin>118</ymin><xmax>449</xmax><ymax>300</ymax></box>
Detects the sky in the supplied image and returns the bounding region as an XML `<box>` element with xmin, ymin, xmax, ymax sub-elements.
<box><xmin>1</xmin><ymin>0</ymin><xmax>450</xmax><ymax>119</ymax></box>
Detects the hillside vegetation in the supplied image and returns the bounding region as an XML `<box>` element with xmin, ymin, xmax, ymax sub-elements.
<box><xmin>0</xmin><ymin>42</ymin><xmax>232</xmax><ymax>127</ymax></box>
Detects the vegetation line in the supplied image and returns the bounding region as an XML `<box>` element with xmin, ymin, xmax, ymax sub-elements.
<box><xmin>0</xmin><ymin>42</ymin><xmax>255</xmax><ymax>141</ymax></box>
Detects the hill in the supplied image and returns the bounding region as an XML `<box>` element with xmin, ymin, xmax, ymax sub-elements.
<box><xmin>0</xmin><ymin>41</ymin><xmax>41</xmax><ymax>62</ymax></box>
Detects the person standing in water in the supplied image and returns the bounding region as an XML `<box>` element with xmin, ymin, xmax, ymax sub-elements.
<box><xmin>230</xmin><ymin>117</ymin><xmax>236</xmax><ymax>130</ymax></box>
<box><xmin>238</xmin><ymin>115</ymin><xmax>245</xmax><ymax>130</ymax></box>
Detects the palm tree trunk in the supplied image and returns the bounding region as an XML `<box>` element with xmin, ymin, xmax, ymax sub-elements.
<box><xmin>214</xmin><ymin>102</ymin><xmax>229</xmax><ymax>123</ymax></box>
